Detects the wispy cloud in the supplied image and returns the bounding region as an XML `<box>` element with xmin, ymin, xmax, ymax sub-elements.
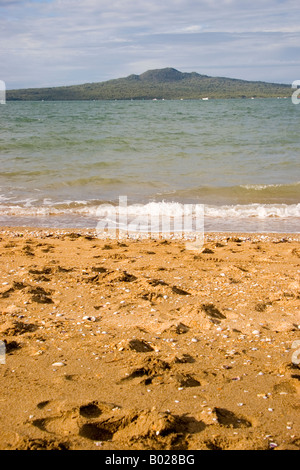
<box><xmin>1</xmin><ymin>0</ymin><xmax>299</xmax><ymax>88</ymax></box>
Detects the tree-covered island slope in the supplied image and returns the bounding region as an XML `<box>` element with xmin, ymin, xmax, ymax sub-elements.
<box><xmin>7</xmin><ymin>67</ymin><xmax>291</xmax><ymax>100</ymax></box>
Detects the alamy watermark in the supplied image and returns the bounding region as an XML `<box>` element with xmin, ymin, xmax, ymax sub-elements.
<box><xmin>291</xmin><ymin>340</ymin><xmax>300</xmax><ymax>365</ymax></box>
<box><xmin>0</xmin><ymin>80</ymin><xmax>6</xmax><ymax>104</ymax></box>
<box><xmin>291</xmin><ymin>80</ymin><xmax>300</xmax><ymax>105</ymax></box>
<box><xmin>0</xmin><ymin>341</ymin><xmax>5</xmax><ymax>365</ymax></box>
<box><xmin>95</xmin><ymin>196</ymin><xmax>204</xmax><ymax>250</ymax></box>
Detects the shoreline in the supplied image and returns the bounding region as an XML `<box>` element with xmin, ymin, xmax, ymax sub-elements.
<box><xmin>0</xmin><ymin>226</ymin><xmax>299</xmax><ymax>450</ymax></box>
<box><xmin>1</xmin><ymin>225</ymin><xmax>299</xmax><ymax>239</ymax></box>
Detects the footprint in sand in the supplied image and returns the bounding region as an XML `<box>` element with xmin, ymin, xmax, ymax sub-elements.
<box><xmin>201</xmin><ymin>303</ymin><xmax>226</xmax><ymax>321</ymax></box>
<box><xmin>120</xmin><ymin>357</ymin><xmax>170</xmax><ymax>384</ymax></box>
<box><xmin>174</xmin><ymin>373</ymin><xmax>201</xmax><ymax>388</ymax></box>
<box><xmin>213</xmin><ymin>407</ymin><xmax>252</xmax><ymax>429</ymax></box>
<box><xmin>28</xmin><ymin>286</ymin><xmax>53</xmax><ymax>304</ymax></box>
<box><xmin>0</xmin><ymin>281</ymin><xmax>27</xmax><ymax>298</ymax></box>
<box><xmin>29</xmin><ymin>267</ymin><xmax>53</xmax><ymax>275</ymax></box>
<box><xmin>0</xmin><ymin>320</ymin><xmax>39</xmax><ymax>336</ymax></box>
<box><xmin>118</xmin><ymin>271</ymin><xmax>137</xmax><ymax>283</ymax></box>
<box><xmin>22</xmin><ymin>244</ymin><xmax>35</xmax><ymax>256</ymax></box>
<box><xmin>28</xmin><ymin>399</ymin><xmax>204</xmax><ymax>449</ymax></box>
<box><xmin>127</xmin><ymin>339</ymin><xmax>154</xmax><ymax>353</ymax></box>
<box><xmin>16</xmin><ymin>437</ymin><xmax>69</xmax><ymax>450</ymax></box>
<box><xmin>171</xmin><ymin>286</ymin><xmax>191</xmax><ymax>296</ymax></box>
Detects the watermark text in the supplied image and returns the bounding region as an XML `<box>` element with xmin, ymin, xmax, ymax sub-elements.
<box><xmin>291</xmin><ymin>80</ymin><xmax>300</xmax><ymax>105</ymax></box>
<box><xmin>291</xmin><ymin>340</ymin><xmax>300</xmax><ymax>365</ymax></box>
<box><xmin>95</xmin><ymin>196</ymin><xmax>204</xmax><ymax>250</ymax></box>
<box><xmin>0</xmin><ymin>80</ymin><xmax>6</xmax><ymax>105</ymax></box>
<box><xmin>0</xmin><ymin>341</ymin><xmax>5</xmax><ymax>365</ymax></box>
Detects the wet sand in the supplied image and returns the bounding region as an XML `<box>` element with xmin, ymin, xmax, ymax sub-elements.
<box><xmin>0</xmin><ymin>228</ymin><xmax>299</xmax><ymax>450</ymax></box>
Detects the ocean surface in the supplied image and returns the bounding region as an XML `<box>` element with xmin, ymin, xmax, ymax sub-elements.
<box><xmin>0</xmin><ymin>98</ymin><xmax>299</xmax><ymax>233</ymax></box>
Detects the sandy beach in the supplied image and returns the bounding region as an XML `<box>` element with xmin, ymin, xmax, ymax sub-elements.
<box><xmin>0</xmin><ymin>228</ymin><xmax>299</xmax><ymax>450</ymax></box>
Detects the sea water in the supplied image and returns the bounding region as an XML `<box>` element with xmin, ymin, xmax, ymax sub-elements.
<box><xmin>0</xmin><ymin>98</ymin><xmax>299</xmax><ymax>233</ymax></box>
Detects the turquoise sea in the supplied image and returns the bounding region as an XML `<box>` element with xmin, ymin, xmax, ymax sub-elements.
<box><xmin>0</xmin><ymin>98</ymin><xmax>299</xmax><ymax>233</ymax></box>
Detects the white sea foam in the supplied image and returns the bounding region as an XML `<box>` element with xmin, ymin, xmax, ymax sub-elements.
<box><xmin>0</xmin><ymin>201</ymin><xmax>299</xmax><ymax>219</ymax></box>
<box><xmin>204</xmin><ymin>203</ymin><xmax>300</xmax><ymax>219</ymax></box>
<box><xmin>240</xmin><ymin>182</ymin><xmax>300</xmax><ymax>191</ymax></box>
<box><xmin>95</xmin><ymin>201</ymin><xmax>300</xmax><ymax>219</ymax></box>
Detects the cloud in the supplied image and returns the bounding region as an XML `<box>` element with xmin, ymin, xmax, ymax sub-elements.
<box><xmin>1</xmin><ymin>0</ymin><xmax>299</xmax><ymax>88</ymax></box>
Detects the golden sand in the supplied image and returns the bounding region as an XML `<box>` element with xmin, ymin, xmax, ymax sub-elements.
<box><xmin>0</xmin><ymin>228</ymin><xmax>299</xmax><ymax>450</ymax></box>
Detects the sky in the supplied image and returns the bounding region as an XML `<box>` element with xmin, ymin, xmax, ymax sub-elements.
<box><xmin>0</xmin><ymin>0</ymin><xmax>300</xmax><ymax>89</ymax></box>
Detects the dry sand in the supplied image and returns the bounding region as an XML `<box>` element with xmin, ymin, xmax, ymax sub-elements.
<box><xmin>0</xmin><ymin>228</ymin><xmax>299</xmax><ymax>451</ymax></box>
